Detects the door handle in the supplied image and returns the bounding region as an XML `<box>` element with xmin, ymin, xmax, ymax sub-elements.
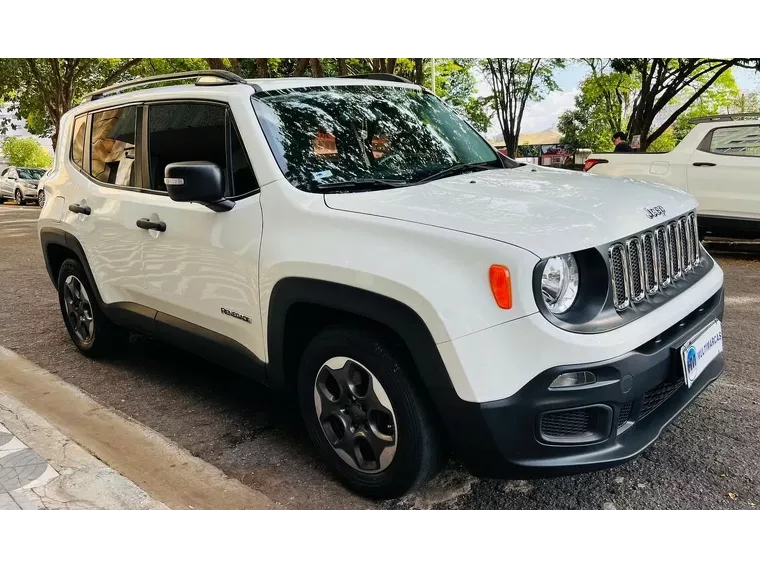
<box><xmin>68</xmin><ymin>203</ymin><xmax>91</xmax><ymax>215</ymax></box>
<box><xmin>692</xmin><ymin>162</ymin><xmax>716</xmax><ymax>167</ymax></box>
<box><xmin>136</xmin><ymin>218</ymin><xmax>166</xmax><ymax>232</ymax></box>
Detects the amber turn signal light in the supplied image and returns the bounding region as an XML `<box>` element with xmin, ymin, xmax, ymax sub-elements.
<box><xmin>489</xmin><ymin>264</ymin><xmax>512</xmax><ymax>309</ymax></box>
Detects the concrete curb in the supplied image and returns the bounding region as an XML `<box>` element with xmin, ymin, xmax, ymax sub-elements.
<box><xmin>0</xmin><ymin>346</ymin><xmax>278</xmax><ymax>510</ymax></box>
<box><xmin>1</xmin><ymin>392</ymin><xmax>167</xmax><ymax>509</ymax></box>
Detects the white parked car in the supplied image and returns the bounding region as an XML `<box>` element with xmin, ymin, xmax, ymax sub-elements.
<box><xmin>0</xmin><ymin>166</ymin><xmax>48</xmax><ymax>205</ymax></box>
<box><xmin>585</xmin><ymin>115</ymin><xmax>760</xmax><ymax>239</ymax></box>
<box><xmin>38</xmin><ymin>71</ymin><xmax>726</xmax><ymax>498</ymax></box>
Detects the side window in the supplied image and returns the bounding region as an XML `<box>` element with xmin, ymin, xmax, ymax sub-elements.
<box><xmin>709</xmin><ymin>125</ymin><xmax>760</xmax><ymax>157</ymax></box>
<box><xmin>0</xmin><ymin>168</ymin><xmax>8</xmax><ymax>178</ymax></box>
<box><xmin>229</xmin><ymin>122</ymin><xmax>257</xmax><ymax>196</ymax></box>
<box><xmin>147</xmin><ymin>103</ymin><xmax>226</xmax><ymax>192</ymax></box>
<box><xmin>71</xmin><ymin>115</ymin><xmax>87</xmax><ymax>170</ymax></box>
<box><xmin>90</xmin><ymin>106</ymin><xmax>138</xmax><ymax>186</ymax></box>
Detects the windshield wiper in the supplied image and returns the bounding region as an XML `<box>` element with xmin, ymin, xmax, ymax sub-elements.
<box><xmin>311</xmin><ymin>178</ymin><xmax>411</xmax><ymax>193</ymax></box>
<box><xmin>414</xmin><ymin>162</ymin><xmax>501</xmax><ymax>185</ymax></box>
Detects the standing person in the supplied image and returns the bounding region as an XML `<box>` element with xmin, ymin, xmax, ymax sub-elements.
<box><xmin>612</xmin><ymin>131</ymin><xmax>634</xmax><ymax>152</ymax></box>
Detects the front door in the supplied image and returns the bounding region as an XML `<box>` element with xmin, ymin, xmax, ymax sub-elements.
<box><xmin>687</xmin><ymin>123</ymin><xmax>760</xmax><ymax>222</ymax></box>
<box><xmin>133</xmin><ymin>101</ymin><xmax>265</xmax><ymax>364</ymax></box>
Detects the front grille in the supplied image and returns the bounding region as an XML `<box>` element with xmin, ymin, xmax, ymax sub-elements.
<box><xmin>540</xmin><ymin>409</ymin><xmax>591</xmax><ymax>438</ymax></box>
<box><xmin>609</xmin><ymin>211</ymin><xmax>701</xmax><ymax>311</ymax></box>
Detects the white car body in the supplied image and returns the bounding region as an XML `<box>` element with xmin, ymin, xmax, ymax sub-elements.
<box><xmin>37</xmin><ymin>72</ymin><xmax>726</xmax><ymax>496</ymax></box>
<box><xmin>586</xmin><ymin>118</ymin><xmax>760</xmax><ymax>239</ymax></box>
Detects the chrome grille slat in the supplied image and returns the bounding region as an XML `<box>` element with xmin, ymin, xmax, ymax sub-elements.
<box><xmin>609</xmin><ymin>211</ymin><xmax>700</xmax><ymax>312</ymax></box>
<box><xmin>626</xmin><ymin>238</ymin><xmax>645</xmax><ymax>303</ymax></box>
<box><xmin>668</xmin><ymin>222</ymin><xmax>682</xmax><ymax>280</ymax></box>
<box><xmin>609</xmin><ymin>243</ymin><xmax>630</xmax><ymax>310</ymax></box>
<box><xmin>689</xmin><ymin>213</ymin><xmax>701</xmax><ymax>267</ymax></box>
<box><xmin>679</xmin><ymin>217</ymin><xmax>692</xmax><ymax>273</ymax></box>
<box><xmin>640</xmin><ymin>232</ymin><xmax>659</xmax><ymax>295</ymax></box>
<box><xmin>654</xmin><ymin>226</ymin><xmax>671</xmax><ymax>288</ymax></box>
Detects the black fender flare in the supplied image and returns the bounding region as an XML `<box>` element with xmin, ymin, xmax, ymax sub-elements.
<box><xmin>266</xmin><ymin>277</ymin><xmax>467</xmax><ymax>430</ymax></box>
<box><xmin>39</xmin><ymin>227</ymin><xmax>106</xmax><ymax>308</ymax></box>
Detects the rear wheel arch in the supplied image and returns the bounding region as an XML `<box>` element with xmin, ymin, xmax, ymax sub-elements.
<box><xmin>40</xmin><ymin>229</ymin><xmax>105</xmax><ymax>308</ymax></box>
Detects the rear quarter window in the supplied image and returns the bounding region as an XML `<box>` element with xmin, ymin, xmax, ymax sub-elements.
<box><xmin>71</xmin><ymin>115</ymin><xmax>87</xmax><ymax>169</ymax></box>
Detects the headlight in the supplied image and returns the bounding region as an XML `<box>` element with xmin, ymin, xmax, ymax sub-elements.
<box><xmin>541</xmin><ymin>254</ymin><xmax>579</xmax><ymax>314</ymax></box>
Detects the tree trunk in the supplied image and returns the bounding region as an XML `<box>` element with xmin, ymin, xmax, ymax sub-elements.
<box><xmin>386</xmin><ymin>58</ymin><xmax>397</xmax><ymax>75</ymax></box>
<box><xmin>337</xmin><ymin>58</ymin><xmax>348</xmax><ymax>76</ymax></box>
<box><xmin>293</xmin><ymin>58</ymin><xmax>310</xmax><ymax>77</ymax></box>
<box><xmin>503</xmin><ymin>131</ymin><xmax>519</xmax><ymax>158</ymax></box>
<box><xmin>309</xmin><ymin>58</ymin><xmax>324</xmax><ymax>78</ymax></box>
<box><xmin>51</xmin><ymin>124</ymin><xmax>59</xmax><ymax>153</ymax></box>
<box><xmin>372</xmin><ymin>58</ymin><xmax>383</xmax><ymax>73</ymax></box>
<box><xmin>228</xmin><ymin>58</ymin><xmax>242</xmax><ymax>75</ymax></box>
<box><xmin>256</xmin><ymin>58</ymin><xmax>269</xmax><ymax>78</ymax></box>
<box><xmin>206</xmin><ymin>58</ymin><xmax>227</xmax><ymax>70</ymax></box>
<box><xmin>414</xmin><ymin>58</ymin><xmax>424</xmax><ymax>85</ymax></box>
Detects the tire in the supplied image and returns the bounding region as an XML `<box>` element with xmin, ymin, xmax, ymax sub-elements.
<box><xmin>14</xmin><ymin>189</ymin><xmax>25</xmax><ymax>206</ymax></box>
<box><xmin>38</xmin><ymin>190</ymin><xmax>45</xmax><ymax>208</ymax></box>
<box><xmin>297</xmin><ymin>325</ymin><xmax>444</xmax><ymax>499</ymax></box>
<box><xmin>57</xmin><ymin>258</ymin><xmax>126</xmax><ymax>357</ymax></box>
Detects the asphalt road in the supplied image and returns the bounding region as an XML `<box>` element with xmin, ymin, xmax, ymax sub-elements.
<box><xmin>1</xmin><ymin>202</ymin><xmax>758</xmax><ymax>509</ymax></box>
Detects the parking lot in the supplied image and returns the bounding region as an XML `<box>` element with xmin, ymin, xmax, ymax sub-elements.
<box><xmin>1</xmin><ymin>201</ymin><xmax>758</xmax><ymax>510</ymax></box>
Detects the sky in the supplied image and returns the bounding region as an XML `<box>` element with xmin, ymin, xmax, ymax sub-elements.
<box><xmin>478</xmin><ymin>61</ymin><xmax>760</xmax><ymax>138</ymax></box>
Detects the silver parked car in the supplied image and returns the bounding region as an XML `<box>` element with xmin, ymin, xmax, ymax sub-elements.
<box><xmin>0</xmin><ymin>166</ymin><xmax>48</xmax><ymax>205</ymax></box>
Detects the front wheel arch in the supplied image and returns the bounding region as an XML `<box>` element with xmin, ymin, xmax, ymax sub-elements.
<box><xmin>266</xmin><ymin>278</ymin><xmax>463</xmax><ymax>447</ymax></box>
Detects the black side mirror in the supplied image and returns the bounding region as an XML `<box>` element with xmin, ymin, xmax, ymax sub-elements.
<box><xmin>164</xmin><ymin>161</ymin><xmax>234</xmax><ymax>212</ymax></box>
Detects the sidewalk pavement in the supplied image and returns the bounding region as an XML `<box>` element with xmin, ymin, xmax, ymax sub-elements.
<box><xmin>0</xmin><ymin>391</ymin><xmax>166</xmax><ymax>510</ymax></box>
<box><xmin>0</xmin><ymin>345</ymin><xmax>278</xmax><ymax>510</ymax></box>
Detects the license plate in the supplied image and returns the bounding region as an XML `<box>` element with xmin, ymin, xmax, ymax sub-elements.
<box><xmin>680</xmin><ymin>319</ymin><xmax>723</xmax><ymax>389</ymax></box>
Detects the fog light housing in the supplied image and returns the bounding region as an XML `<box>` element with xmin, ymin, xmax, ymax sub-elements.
<box><xmin>549</xmin><ymin>371</ymin><xmax>596</xmax><ymax>389</ymax></box>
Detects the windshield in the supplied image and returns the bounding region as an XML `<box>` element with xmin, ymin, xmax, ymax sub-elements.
<box><xmin>251</xmin><ymin>85</ymin><xmax>508</xmax><ymax>191</ymax></box>
<box><xmin>17</xmin><ymin>168</ymin><xmax>45</xmax><ymax>180</ymax></box>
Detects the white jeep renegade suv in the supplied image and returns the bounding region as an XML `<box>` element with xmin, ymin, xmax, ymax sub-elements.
<box><xmin>38</xmin><ymin>70</ymin><xmax>726</xmax><ymax>498</ymax></box>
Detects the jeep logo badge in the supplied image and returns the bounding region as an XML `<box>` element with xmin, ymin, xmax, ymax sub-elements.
<box><xmin>644</xmin><ymin>205</ymin><xmax>666</xmax><ymax>219</ymax></box>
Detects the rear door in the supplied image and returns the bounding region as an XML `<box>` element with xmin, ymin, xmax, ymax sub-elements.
<box><xmin>687</xmin><ymin>123</ymin><xmax>760</xmax><ymax>221</ymax></box>
<box><xmin>68</xmin><ymin>105</ymin><xmax>151</xmax><ymax>309</ymax></box>
<box><xmin>0</xmin><ymin>168</ymin><xmax>10</xmax><ymax>197</ymax></box>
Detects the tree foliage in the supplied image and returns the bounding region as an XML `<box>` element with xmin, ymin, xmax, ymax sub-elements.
<box><xmin>610</xmin><ymin>58</ymin><xmax>760</xmax><ymax>150</ymax></box>
<box><xmin>481</xmin><ymin>58</ymin><xmax>564</xmax><ymax>156</ymax></box>
<box><xmin>557</xmin><ymin>65</ymin><xmax>634</xmax><ymax>151</ymax></box>
<box><xmin>671</xmin><ymin>71</ymin><xmax>760</xmax><ymax>142</ymax></box>
<box><xmin>0</xmin><ymin>58</ymin><xmax>206</xmax><ymax>150</ymax></box>
<box><xmin>1</xmin><ymin>136</ymin><xmax>52</xmax><ymax>167</ymax></box>
<box><xmin>559</xmin><ymin>60</ymin><xmax>760</xmax><ymax>152</ymax></box>
<box><xmin>0</xmin><ymin>57</ymin><xmax>491</xmax><ymax>152</ymax></box>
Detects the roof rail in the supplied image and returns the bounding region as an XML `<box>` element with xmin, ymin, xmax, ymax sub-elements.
<box><xmin>337</xmin><ymin>73</ymin><xmax>414</xmax><ymax>84</ymax></box>
<box><xmin>688</xmin><ymin>112</ymin><xmax>760</xmax><ymax>125</ymax></box>
<box><xmin>81</xmin><ymin>70</ymin><xmax>250</xmax><ymax>103</ymax></box>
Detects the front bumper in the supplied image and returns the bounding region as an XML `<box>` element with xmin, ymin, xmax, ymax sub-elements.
<box><xmin>448</xmin><ymin>286</ymin><xmax>725</xmax><ymax>479</ymax></box>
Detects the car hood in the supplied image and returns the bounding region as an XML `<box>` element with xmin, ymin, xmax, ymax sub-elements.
<box><xmin>324</xmin><ymin>166</ymin><xmax>697</xmax><ymax>258</ymax></box>
<box><xmin>20</xmin><ymin>179</ymin><xmax>39</xmax><ymax>187</ymax></box>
